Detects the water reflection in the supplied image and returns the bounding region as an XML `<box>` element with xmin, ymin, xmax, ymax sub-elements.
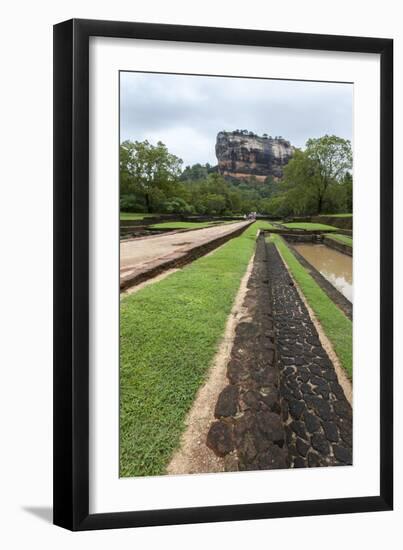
<box><xmin>293</xmin><ymin>243</ymin><xmax>353</xmax><ymax>302</ymax></box>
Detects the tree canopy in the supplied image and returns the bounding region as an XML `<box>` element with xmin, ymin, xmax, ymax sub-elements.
<box><xmin>120</xmin><ymin>135</ymin><xmax>353</xmax><ymax>216</ymax></box>
<box><xmin>120</xmin><ymin>140</ymin><xmax>183</xmax><ymax>212</ymax></box>
<box><xmin>279</xmin><ymin>135</ymin><xmax>352</xmax><ymax>215</ymax></box>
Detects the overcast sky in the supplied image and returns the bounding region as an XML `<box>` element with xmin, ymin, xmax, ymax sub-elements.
<box><xmin>120</xmin><ymin>71</ymin><xmax>352</xmax><ymax>167</ymax></box>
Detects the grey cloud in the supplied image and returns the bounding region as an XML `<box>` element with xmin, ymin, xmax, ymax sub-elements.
<box><xmin>120</xmin><ymin>71</ymin><xmax>352</xmax><ymax>167</ymax></box>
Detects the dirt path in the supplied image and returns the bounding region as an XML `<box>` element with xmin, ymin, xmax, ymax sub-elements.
<box><xmin>120</xmin><ymin>221</ymin><xmax>249</xmax><ymax>270</ymax></box>
<box><xmin>120</xmin><ymin>220</ymin><xmax>250</xmax><ymax>289</ymax></box>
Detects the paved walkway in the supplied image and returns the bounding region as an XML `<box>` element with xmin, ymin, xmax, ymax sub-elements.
<box><xmin>206</xmin><ymin>237</ymin><xmax>288</xmax><ymax>471</ymax></box>
<box><xmin>120</xmin><ymin>221</ymin><xmax>250</xmax><ymax>289</ymax></box>
<box><xmin>266</xmin><ymin>242</ymin><xmax>353</xmax><ymax>467</ymax></box>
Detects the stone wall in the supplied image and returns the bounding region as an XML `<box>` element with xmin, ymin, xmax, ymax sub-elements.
<box><xmin>323</xmin><ymin>236</ymin><xmax>353</xmax><ymax>257</ymax></box>
<box><xmin>286</xmin><ymin>216</ymin><xmax>353</xmax><ymax>231</ymax></box>
<box><xmin>312</xmin><ymin>215</ymin><xmax>353</xmax><ymax>230</ymax></box>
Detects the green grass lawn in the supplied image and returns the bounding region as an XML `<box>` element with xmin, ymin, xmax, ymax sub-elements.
<box><xmin>149</xmin><ymin>221</ymin><xmax>216</xmax><ymax>230</ymax></box>
<box><xmin>254</xmin><ymin>221</ymin><xmax>278</xmax><ymax>230</ymax></box>
<box><xmin>320</xmin><ymin>213</ymin><xmax>353</xmax><ymax>218</ymax></box>
<box><xmin>120</xmin><ymin>224</ymin><xmax>259</xmax><ymax>477</ymax></box>
<box><xmin>325</xmin><ymin>233</ymin><xmax>353</xmax><ymax>247</ymax></box>
<box><xmin>283</xmin><ymin>222</ymin><xmax>338</xmax><ymax>231</ymax></box>
<box><xmin>267</xmin><ymin>234</ymin><xmax>352</xmax><ymax>379</ymax></box>
<box><xmin>120</xmin><ymin>212</ymin><xmax>159</xmax><ymax>221</ymax></box>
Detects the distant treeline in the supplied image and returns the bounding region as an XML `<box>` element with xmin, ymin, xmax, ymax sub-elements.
<box><xmin>120</xmin><ymin>135</ymin><xmax>352</xmax><ymax>216</ymax></box>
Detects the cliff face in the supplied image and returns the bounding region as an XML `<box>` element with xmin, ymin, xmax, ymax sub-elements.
<box><xmin>215</xmin><ymin>131</ymin><xmax>294</xmax><ymax>182</ymax></box>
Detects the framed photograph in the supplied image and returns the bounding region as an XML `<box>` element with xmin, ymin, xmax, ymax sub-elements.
<box><xmin>53</xmin><ymin>19</ymin><xmax>393</xmax><ymax>530</ymax></box>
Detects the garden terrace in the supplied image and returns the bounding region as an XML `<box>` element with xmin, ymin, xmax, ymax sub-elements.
<box><xmin>120</xmin><ymin>220</ymin><xmax>252</xmax><ymax>291</ymax></box>
<box><xmin>120</xmin><ymin>217</ymin><xmax>240</xmax><ymax>238</ymax></box>
<box><xmin>120</xmin><ymin>223</ymin><xmax>260</xmax><ymax>477</ymax></box>
<box><xmin>285</xmin><ymin>215</ymin><xmax>353</xmax><ymax>231</ymax></box>
<box><xmin>119</xmin><ymin>222</ymin><xmax>353</xmax><ymax>476</ymax></box>
<box><xmin>282</xmin><ymin>222</ymin><xmax>339</xmax><ymax>231</ymax></box>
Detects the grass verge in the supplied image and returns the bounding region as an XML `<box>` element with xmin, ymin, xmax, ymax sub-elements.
<box><xmin>267</xmin><ymin>234</ymin><xmax>352</xmax><ymax>379</ymax></box>
<box><xmin>320</xmin><ymin>213</ymin><xmax>353</xmax><ymax>218</ymax></box>
<box><xmin>325</xmin><ymin>233</ymin><xmax>353</xmax><ymax>247</ymax></box>
<box><xmin>254</xmin><ymin>221</ymin><xmax>278</xmax><ymax>230</ymax></box>
<box><xmin>120</xmin><ymin>212</ymin><xmax>158</xmax><ymax>221</ymax></box>
<box><xmin>150</xmin><ymin>221</ymin><xmax>215</xmax><ymax>229</ymax></box>
<box><xmin>120</xmin><ymin>223</ymin><xmax>258</xmax><ymax>477</ymax></box>
<box><xmin>283</xmin><ymin>222</ymin><xmax>338</xmax><ymax>231</ymax></box>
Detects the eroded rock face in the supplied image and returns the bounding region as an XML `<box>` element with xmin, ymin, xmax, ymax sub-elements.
<box><xmin>215</xmin><ymin>130</ymin><xmax>294</xmax><ymax>181</ymax></box>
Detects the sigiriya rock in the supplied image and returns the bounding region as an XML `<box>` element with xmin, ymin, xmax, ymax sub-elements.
<box><xmin>215</xmin><ymin>130</ymin><xmax>294</xmax><ymax>182</ymax></box>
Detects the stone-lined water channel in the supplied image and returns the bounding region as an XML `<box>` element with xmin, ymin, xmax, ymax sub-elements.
<box><xmin>293</xmin><ymin>243</ymin><xmax>353</xmax><ymax>302</ymax></box>
<box><xmin>207</xmin><ymin>236</ymin><xmax>352</xmax><ymax>469</ymax></box>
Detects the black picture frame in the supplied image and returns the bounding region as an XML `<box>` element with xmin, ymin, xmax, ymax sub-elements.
<box><xmin>53</xmin><ymin>18</ymin><xmax>393</xmax><ymax>531</ymax></box>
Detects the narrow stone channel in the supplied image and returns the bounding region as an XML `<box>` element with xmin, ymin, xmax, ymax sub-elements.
<box><xmin>267</xmin><ymin>242</ymin><xmax>352</xmax><ymax>467</ymax></box>
<box><xmin>206</xmin><ymin>236</ymin><xmax>288</xmax><ymax>470</ymax></box>
<box><xmin>206</xmin><ymin>236</ymin><xmax>353</xmax><ymax>470</ymax></box>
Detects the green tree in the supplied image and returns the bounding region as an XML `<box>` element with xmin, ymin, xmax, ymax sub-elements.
<box><xmin>204</xmin><ymin>193</ymin><xmax>226</xmax><ymax>215</ymax></box>
<box><xmin>120</xmin><ymin>140</ymin><xmax>182</xmax><ymax>212</ymax></box>
<box><xmin>161</xmin><ymin>197</ymin><xmax>194</xmax><ymax>214</ymax></box>
<box><xmin>283</xmin><ymin>136</ymin><xmax>352</xmax><ymax>214</ymax></box>
<box><xmin>180</xmin><ymin>163</ymin><xmax>213</xmax><ymax>181</ymax></box>
<box><xmin>260</xmin><ymin>195</ymin><xmax>291</xmax><ymax>217</ymax></box>
<box><xmin>305</xmin><ymin>135</ymin><xmax>352</xmax><ymax>213</ymax></box>
<box><xmin>341</xmin><ymin>172</ymin><xmax>353</xmax><ymax>212</ymax></box>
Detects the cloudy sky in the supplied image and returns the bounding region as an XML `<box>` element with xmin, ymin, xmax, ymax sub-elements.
<box><xmin>120</xmin><ymin>71</ymin><xmax>352</xmax><ymax>167</ymax></box>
